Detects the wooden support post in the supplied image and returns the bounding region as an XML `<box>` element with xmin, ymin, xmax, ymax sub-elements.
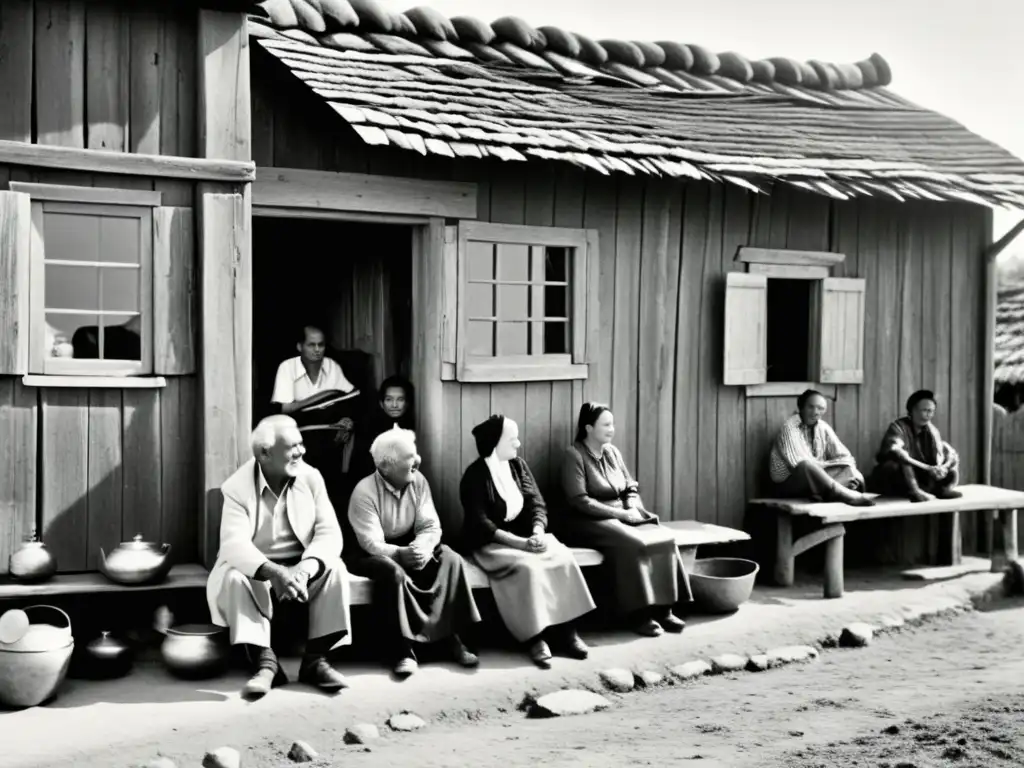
<box><xmin>411</xmin><ymin>220</ymin><xmax>445</xmax><ymax>500</ymax></box>
<box><xmin>991</xmin><ymin>508</ymin><xmax>1018</xmax><ymax>573</ymax></box>
<box><xmin>823</xmin><ymin>531</ymin><xmax>844</xmax><ymax>599</ymax></box>
<box><xmin>196</xmin><ymin>9</ymin><xmax>252</xmax><ymax>569</ymax></box>
<box><xmin>939</xmin><ymin>510</ymin><xmax>962</xmax><ymax>567</ymax></box>
<box><xmin>774</xmin><ymin>513</ymin><xmax>794</xmax><ymax>587</ymax></box>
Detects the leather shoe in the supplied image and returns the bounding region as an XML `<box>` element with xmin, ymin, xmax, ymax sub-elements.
<box><xmin>657</xmin><ymin>610</ymin><xmax>686</xmax><ymax>634</ymax></box>
<box><xmin>298</xmin><ymin>657</ymin><xmax>349</xmax><ymax>691</ymax></box>
<box><xmin>450</xmin><ymin>636</ymin><xmax>479</xmax><ymax>668</ymax></box>
<box><xmin>634</xmin><ymin>617</ymin><xmax>664</xmax><ymax>637</ymax></box>
<box><xmin>562</xmin><ymin>629</ymin><xmax>589</xmax><ymax>660</ymax></box>
<box><xmin>393</xmin><ymin>656</ymin><xmax>419</xmax><ymax>676</ymax></box>
<box><xmin>242</xmin><ymin>665</ymin><xmax>287</xmax><ymax>699</ymax></box>
<box><xmin>528</xmin><ymin>638</ymin><xmax>552</xmax><ymax>669</ymax></box>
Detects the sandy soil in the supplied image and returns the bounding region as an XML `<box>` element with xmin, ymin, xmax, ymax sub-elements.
<box><xmin>229</xmin><ymin>598</ymin><xmax>1024</xmax><ymax>768</ymax></box>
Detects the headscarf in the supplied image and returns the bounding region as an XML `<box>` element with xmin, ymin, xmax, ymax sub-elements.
<box><xmin>574</xmin><ymin>402</ymin><xmax>610</xmax><ymax>443</ymax></box>
<box><xmin>471</xmin><ymin>414</ymin><xmax>524</xmax><ymax>523</ymax></box>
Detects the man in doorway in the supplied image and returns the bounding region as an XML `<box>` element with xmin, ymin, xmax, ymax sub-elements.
<box><xmin>206</xmin><ymin>415</ymin><xmax>352</xmax><ymax>698</ymax></box>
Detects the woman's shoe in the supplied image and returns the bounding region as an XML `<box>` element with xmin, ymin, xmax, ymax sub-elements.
<box><xmin>528</xmin><ymin>638</ymin><xmax>552</xmax><ymax>669</ymax></box>
<box><xmin>562</xmin><ymin>628</ymin><xmax>589</xmax><ymax>660</ymax></box>
<box><xmin>633</xmin><ymin>617</ymin><xmax>664</xmax><ymax>637</ymax></box>
<box><xmin>656</xmin><ymin>609</ymin><xmax>686</xmax><ymax>634</ymax></box>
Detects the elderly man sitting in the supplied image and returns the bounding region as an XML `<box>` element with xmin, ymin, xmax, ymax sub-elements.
<box><xmin>347</xmin><ymin>427</ymin><xmax>481</xmax><ymax>676</ymax></box>
<box><xmin>206</xmin><ymin>415</ymin><xmax>352</xmax><ymax>698</ymax></box>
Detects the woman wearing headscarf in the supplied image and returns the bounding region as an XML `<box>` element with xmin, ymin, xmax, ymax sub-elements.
<box><xmin>459</xmin><ymin>414</ymin><xmax>596</xmax><ymax>668</ymax></box>
<box><xmin>559</xmin><ymin>403</ymin><xmax>692</xmax><ymax>637</ymax></box>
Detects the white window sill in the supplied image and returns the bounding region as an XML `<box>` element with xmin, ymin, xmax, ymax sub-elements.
<box><xmin>22</xmin><ymin>375</ymin><xmax>167</xmax><ymax>389</ymax></box>
<box><xmin>745</xmin><ymin>382</ymin><xmax>840</xmax><ymax>399</ymax></box>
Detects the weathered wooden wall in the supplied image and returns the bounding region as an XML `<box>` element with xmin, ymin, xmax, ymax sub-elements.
<box><xmin>253</xmin><ymin>49</ymin><xmax>990</xmax><ymax>564</ymax></box>
<box><xmin>992</xmin><ymin>408</ymin><xmax>1024</xmax><ymax>551</ymax></box>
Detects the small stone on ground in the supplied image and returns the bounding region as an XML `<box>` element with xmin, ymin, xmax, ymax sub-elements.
<box><xmin>287</xmin><ymin>740</ymin><xmax>318</xmax><ymax>763</ymax></box>
<box><xmin>634</xmin><ymin>670</ymin><xmax>663</xmax><ymax>687</ymax></box>
<box><xmin>840</xmin><ymin>622</ymin><xmax>874</xmax><ymax>648</ymax></box>
<box><xmin>746</xmin><ymin>654</ymin><xmax>769</xmax><ymax>672</ymax></box>
<box><xmin>765</xmin><ymin>645</ymin><xmax>818</xmax><ymax>667</ymax></box>
<box><xmin>710</xmin><ymin>654</ymin><xmax>748</xmax><ymax>673</ymax></box>
<box><xmin>344</xmin><ymin>724</ymin><xmax>381</xmax><ymax>744</ymax></box>
<box><xmin>530</xmin><ymin>689</ymin><xmax>612</xmax><ymax>718</ymax></box>
<box><xmin>670</xmin><ymin>660</ymin><xmax>712</xmax><ymax>680</ymax></box>
<box><xmin>388</xmin><ymin>713</ymin><xmax>426</xmax><ymax>732</ymax></box>
<box><xmin>599</xmin><ymin>668</ymin><xmax>635</xmax><ymax>692</ymax></box>
<box><xmin>202</xmin><ymin>747</ymin><xmax>241</xmax><ymax>768</ymax></box>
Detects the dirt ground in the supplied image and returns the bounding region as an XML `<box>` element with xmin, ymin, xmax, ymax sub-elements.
<box><xmin>260</xmin><ymin>598</ymin><xmax>1024</xmax><ymax>768</ymax></box>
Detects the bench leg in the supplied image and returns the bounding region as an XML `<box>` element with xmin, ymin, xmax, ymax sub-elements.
<box><xmin>823</xmin><ymin>532</ymin><xmax>844</xmax><ymax>599</ymax></box>
<box><xmin>991</xmin><ymin>508</ymin><xmax>1019</xmax><ymax>573</ymax></box>
<box><xmin>938</xmin><ymin>510</ymin><xmax>962</xmax><ymax>567</ymax></box>
<box><xmin>774</xmin><ymin>514</ymin><xmax>795</xmax><ymax>587</ymax></box>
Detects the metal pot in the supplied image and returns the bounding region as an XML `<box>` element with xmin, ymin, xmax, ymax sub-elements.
<box><xmin>0</xmin><ymin>606</ymin><xmax>74</xmax><ymax>708</ymax></box>
<box><xmin>80</xmin><ymin>631</ymin><xmax>133</xmax><ymax>679</ymax></box>
<box><xmin>8</xmin><ymin>531</ymin><xmax>57</xmax><ymax>584</ymax></box>
<box><xmin>98</xmin><ymin>534</ymin><xmax>172</xmax><ymax>586</ymax></box>
<box><xmin>160</xmin><ymin>624</ymin><xmax>229</xmax><ymax>680</ymax></box>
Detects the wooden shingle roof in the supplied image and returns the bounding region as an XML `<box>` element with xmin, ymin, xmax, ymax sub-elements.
<box><xmin>250</xmin><ymin>0</ymin><xmax>1024</xmax><ymax>206</ymax></box>
<box><xmin>996</xmin><ymin>283</ymin><xmax>1024</xmax><ymax>386</ymax></box>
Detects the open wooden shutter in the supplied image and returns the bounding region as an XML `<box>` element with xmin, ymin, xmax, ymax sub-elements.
<box><xmin>815</xmin><ymin>277</ymin><xmax>865</xmax><ymax>384</ymax></box>
<box><xmin>153</xmin><ymin>207</ymin><xmax>196</xmax><ymax>375</ymax></box>
<box><xmin>723</xmin><ymin>271</ymin><xmax>768</xmax><ymax>385</ymax></box>
<box><xmin>0</xmin><ymin>192</ymin><xmax>32</xmax><ymax>375</ymax></box>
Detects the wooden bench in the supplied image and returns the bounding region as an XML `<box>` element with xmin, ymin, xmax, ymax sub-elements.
<box><xmin>0</xmin><ymin>520</ymin><xmax>750</xmax><ymax>606</ymax></box>
<box><xmin>750</xmin><ymin>484</ymin><xmax>1024</xmax><ymax>599</ymax></box>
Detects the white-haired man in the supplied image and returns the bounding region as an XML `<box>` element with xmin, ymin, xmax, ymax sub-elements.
<box><xmin>206</xmin><ymin>415</ymin><xmax>352</xmax><ymax>698</ymax></box>
<box><xmin>347</xmin><ymin>427</ymin><xmax>481</xmax><ymax>676</ymax></box>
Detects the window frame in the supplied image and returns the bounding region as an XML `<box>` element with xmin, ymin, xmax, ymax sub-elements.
<box><xmin>12</xmin><ymin>182</ymin><xmax>160</xmax><ymax>379</ymax></box>
<box><xmin>454</xmin><ymin>221</ymin><xmax>591</xmax><ymax>383</ymax></box>
<box><xmin>727</xmin><ymin>246</ymin><xmax>862</xmax><ymax>398</ymax></box>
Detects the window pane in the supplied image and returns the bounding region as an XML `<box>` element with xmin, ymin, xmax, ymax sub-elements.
<box><xmin>497</xmin><ymin>244</ymin><xmax>529</xmax><ymax>281</ymax></box>
<box><xmin>45</xmin><ymin>313</ymin><xmax>98</xmax><ymax>359</ymax></box>
<box><xmin>466</xmin><ymin>241</ymin><xmax>494</xmax><ymax>281</ymax></box>
<box><xmin>43</xmin><ymin>212</ymin><xmax>99</xmax><ymax>262</ymax></box>
<box><xmin>497</xmin><ymin>284</ymin><xmax>529</xmax><ymax>320</ymax></box>
<box><xmin>497</xmin><ymin>322</ymin><xmax>528</xmax><ymax>355</ymax></box>
<box><xmin>46</xmin><ymin>264</ymin><xmax>99</xmax><ymax>311</ymax></box>
<box><xmin>544</xmin><ymin>285</ymin><xmax>568</xmax><ymax>319</ymax></box>
<box><xmin>544</xmin><ymin>322</ymin><xmax>569</xmax><ymax>355</ymax></box>
<box><xmin>545</xmin><ymin>247</ymin><xmax>568</xmax><ymax>282</ymax></box>
<box><xmin>102</xmin><ymin>316</ymin><xmax>142</xmax><ymax>361</ymax></box>
<box><xmin>466</xmin><ymin>282</ymin><xmax>493</xmax><ymax>319</ymax></box>
<box><xmin>466</xmin><ymin>320</ymin><xmax>494</xmax><ymax>356</ymax></box>
<box><xmin>99</xmin><ymin>216</ymin><xmax>142</xmax><ymax>264</ymax></box>
<box><xmin>101</xmin><ymin>267</ymin><xmax>140</xmax><ymax>312</ymax></box>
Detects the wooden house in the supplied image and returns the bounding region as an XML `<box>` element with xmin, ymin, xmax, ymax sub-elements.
<box><xmin>2</xmin><ymin>0</ymin><xmax>1024</xmax><ymax>587</ymax></box>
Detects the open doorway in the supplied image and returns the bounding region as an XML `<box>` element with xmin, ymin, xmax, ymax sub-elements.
<box><xmin>251</xmin><ymin>216</ymin><xmax>413</xmax><ymax>424</ymax></box>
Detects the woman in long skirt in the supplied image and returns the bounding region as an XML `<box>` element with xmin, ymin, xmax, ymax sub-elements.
<box><xmin>459</xmin><ymin>414</ymin><xmax>596</xmax><ymax>669</ymax></box>
<box><xmin>559</xmin><ymin>403</ymin><xmax>692</xmax><ymax>637</ymax></box>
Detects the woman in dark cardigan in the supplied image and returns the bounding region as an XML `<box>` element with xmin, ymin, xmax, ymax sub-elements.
<box><xmin>560</xmin><ymin>403</ymin><xmax>692</xmax><ymax>636</ymax></box>
<box><xmin>459</xmin><ymin>414</ymin><xmax>596</xmax><ymax>669</ymax></box>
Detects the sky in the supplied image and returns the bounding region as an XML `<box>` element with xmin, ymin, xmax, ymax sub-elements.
<box><xmin>382</xmin><ymin>0</ymin><xmax>1024</xmax><ymax>248</ymax></box>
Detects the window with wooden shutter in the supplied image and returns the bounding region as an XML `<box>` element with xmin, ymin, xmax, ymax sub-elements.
<box><xmin>7</xmin><ymin>182</ymin><xmax>177</xmax><ymax>385</ymax></box>
<box><xmin>454</xmin><ymin>222</ymin><xmax>593</xmax><ymax>383</ymax></box>
<box><xmin>813</xmin><ymin>277</ymin><xmax>866</xmax><ymax>384</ymax></box>
<box><xmin>723</xmin><ymin>272</ymin><xmax>768</xmax><ymax>385</ymax></box>
<box><xmin>0</xmin><ymin>191</ymin><xmax>31</xmax><ymax>375</ymax></box>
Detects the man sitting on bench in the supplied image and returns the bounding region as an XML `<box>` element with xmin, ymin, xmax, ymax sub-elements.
<box><xmin>768</xmin><ymin>389</ymin><xmax>875</xmax><ymax>507</ymax></box>
<box><xmin>869</xmin><ymin>389</ymin><xmax>962</xmax><ymax>503</ymax></box>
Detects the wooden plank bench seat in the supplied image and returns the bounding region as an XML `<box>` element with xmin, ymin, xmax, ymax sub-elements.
<box><xmin>0</xmin><ymin>520</ymin><xmax>750</xmax><ymax>607</ymax></box>
<box><xmin>750</xmin><ymin>484</ymin><xmax>1024</xmax><ymax>599</ymax></box>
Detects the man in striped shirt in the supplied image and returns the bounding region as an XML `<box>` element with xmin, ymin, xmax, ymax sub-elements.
<box><xmin>769</xmin><ymin>389</ymin><xmax>875</xmax><ymax>507</ymax></box>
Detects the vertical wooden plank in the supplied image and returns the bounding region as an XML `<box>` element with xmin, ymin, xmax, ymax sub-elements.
<box><xmin>158</xmin><ymin>8</ymin><xmax>181</xmax><ymax>157</ymax></box>
<box><xmin>154</xmin><ymin>207</ymin><xmax>196</xmax><ymax>375</ymax></box>
<box><xmin>121</xmin><ymin>389</ymin><xmax>163</xmax><ymax>541</ymax></box>
<box><xmin>438</xmin><ymin>382</ymin><xmax>463</xmax><ymax>538</ymax></box>
<box><xmin>0</xmin><ymin>0</ymin><xmax>34</xmax><ymax>143</ymax></box>
<box><xmin>174</xmin><ymin>7</ymin><xmax>197</xmax><ymax>158</ymax></box>
<box><xmin>0</xmin><ymin>192</ymin><xmax>31</xmax><ymax>376</ymax></box>
<box><xmin>41</xmin><ymin>389</ymin><xmax>89</xmax><ymax>571</ymax></box>
<box><xmin>198</xmin><ymin>10</ymin><xmax>251</xmax><ymax>162</ymax></box>
<box><xmin>744</xmin><ymin>396</ymin><xmax>769</xmax><ymax>499</ymax></box>
<box><xmin>856</xmin><ymin>198</ymin><xmax>881</xmax><ymax>471</ymax></box>
<box><xmin>611</xmin><ymin>177</ymin><xmax>643</xmax><ymax>470</ymax></box>
<box><xmin>85</xmin><ymin>1</ymin><xmax>129</xmax><ymax>151</ymax></box>
<box><xmin>583</xmin><ymin>176</ymin><xmax>617</xmax><ymax>406</ymax></box>
<box><xmin>161</xmin><ymin>376</ymin><xmax>198</xmax><ymax>564</ymax></box>
<box><xmin>829</xmin><ymin>201</ymin><xmax>861</xmax><ymax>463</ymax></box>
<box><xmin>636</xmin><ymin>180</ymin><xmax>675</xmax><ymax>516</ymax></box>
<box><xmin>696</xmin><ymin>185</ymin><xmax>724</xmax><ymax>523</ymax></box>
<box><xmin>129</xmin><ymin>8</ymin><xmax>163</xmax><ymax>155</ymax></box>
<box><xmin>34</xmin><ymin>0</ymin><xmax>86</xmax><ymax>148</ymax></box>
<box><xmin>0</xmin><ymin>378</ymin><xmax>37</xmax><ymax>574</ymax></box>
<box><xmin>715</xmin><ymin>185</ymin><xmax>751</xmax><ymax>529</ymax></box>
<box><xmin>86</xmin><ymin>389</ymin><xmax>122</xmax><ymax>570</ymax></box>
<box><xmin>250</xmin><ymin>52</ymin><xmax>275</xmax><ymax>168</ymax></box>
<box><xmin>673</xmin><ymin>183</ymin><xmax>706</xmax><ymax>521</ymax></box>
<box><xmin>553</xmin><ymin>166</ymin><xmax>588</xmax><ymax>438</ymax></box>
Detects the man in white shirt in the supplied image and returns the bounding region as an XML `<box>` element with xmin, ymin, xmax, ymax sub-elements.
<box><xmin>271</xmin><ymin>323</ymin><xmax>355</xmax><ymax>413</ymax></box>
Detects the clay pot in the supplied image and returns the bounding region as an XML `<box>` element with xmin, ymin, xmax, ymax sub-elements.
<box><xmin>81</xmin><ymin>631</ymin><xmax>133</xmax><ymax>679</ymax></box>
<box><xmin>0</xmin><ymin>606</ymin><xmax>74</xmax><ymax>708</ymax></box>
<box><xmin>98</xmin><ymin>534</ymin><xmax>172</xmax><ymax>586</ymax></box>
<box><xmin>8</xmin><ymin>532</ymin><xmax>57</xmax><ymax>583</ymax></box>
<box><xmin>161</xmin><ymin>624</ymin><xmax>229</xmax><ymax>680</ymax></box>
